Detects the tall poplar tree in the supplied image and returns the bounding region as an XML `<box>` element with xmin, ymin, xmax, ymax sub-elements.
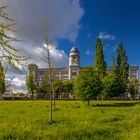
<box><xmin>111</xmin><ymin>55</ymin><xmax>116</xmax><ymax>75</ymax></box>
<box><xmin>117</xmin><ymin>43</ymin><xmax>129</xmax><ymax>80</ymax></box>
<box><xmin>116</xmin><ymin>43</ymin><xmax>129</xmax><ymax>94</ymax></box>
<box><xmin>94</xmin><ymin>38</ymin><xmax>106</xmax><ymax>76</ymax></box>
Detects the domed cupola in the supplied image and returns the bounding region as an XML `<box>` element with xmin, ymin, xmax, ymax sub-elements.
<box><xmin>70</xmin><ymin>47</ymin><xmax>79</xmax><ymax>53</ymax></box>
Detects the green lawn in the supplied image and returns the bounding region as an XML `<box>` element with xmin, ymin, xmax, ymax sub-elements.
<box><xmin>0</xmin><ymin>100</ymin><xmax>140</xmax><ymax>140</ymax></box>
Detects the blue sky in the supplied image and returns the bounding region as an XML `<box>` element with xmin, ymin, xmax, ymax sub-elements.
<box><xmin>2</xmin><ymin>0</ymin><xmax>140</xmax><ymax>92</ymax></box>
<box><xmin>61</xmin><ymin>0</ymin><xmax>140</xmax><ymax>67</ymax></box>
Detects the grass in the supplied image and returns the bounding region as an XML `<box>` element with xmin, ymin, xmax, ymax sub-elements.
<box><xmin>0</xmin><ymin>100</ymin><xmax>140</xmax><ymax>140</ymax></box>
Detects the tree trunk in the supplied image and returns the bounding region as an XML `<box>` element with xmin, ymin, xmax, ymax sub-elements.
<box><xmin>0</xmin><ymin>93</ymin><xmax>2</xmax><ymax>100</ymax></box>
<box><xmin>31</xmin><ymin>91</ymin><xmax>34</xmax><ymax>99</ymax></box>
<box><xmin>50</xmin><ymin>92</ymin><xmax>52</xmax><ymax>123</ymax></box>
<box><xmin>53</xmin><ymin>92</ymin><xmax>56</xmax><ymax>109</ymax></box>
<box><xmin>88</xmin><ymin>99</ymin><xmax>90</xmax><ymax>106</ymax></box>
<box><xmin>102</xmin><ymin>96</ymin><xmax>103</xmax><ymax>101</ymax></box>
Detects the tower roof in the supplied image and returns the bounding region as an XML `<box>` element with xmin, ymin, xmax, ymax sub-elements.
<box><xmin>70</xmin><ymin>47</ymin><xmax>79</xmax><ymax>53</ymax></box>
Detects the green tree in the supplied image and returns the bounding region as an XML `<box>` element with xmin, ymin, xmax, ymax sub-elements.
<box><xmin>63</xmin><ymin>80</ymin><xmax>73</xmax><ymax>99</ymax></box>
<box><xmin>102</xmin><ymin>74</ymin><xmax>120</xmax><ymax>98</ymax></box>
<box><xmin>117</xmin><ymin>43</ymin><xmax>129</xmax><ymax>94</ymax></box>
<box><xmin>117</xmin><ymin>43</ymin><xmax>129</xmax><ymax>80</ymax></box>
<box><xmin>111</xmin><ymin>55</ymin><xmax>116</xmax><ymax>75</ymax></box>
<box><xmin>74</xmin><ymin>66</ymin><xmax>102</xmax><ymax>105</ymax></box>
<box><xmin>26</xmin><ymin>74</ymin><xmax>36</xmax><ymax>99</ymax></box>
<box><xmin>94</xmin><ymin>38</ymin><xmax>106</xmax><ymax>76</ymax></box>
<box><xmin>0</xmin><ymin>6</ymin><xmax>26</xmax><ymax>68</ymax></box>
<box><xmin>127</xmin><ymin>79</ymin><xmax>139</xmax><ymax>99</ymax></box>
<box><xmin>52</xmin><ymin>79</ymin><xmax>63</xmax><ymax>99</ymax></box>
<box><xmin>39</xmin><ymin>71</ymin><xmax>49</xmax><ymax>99</ymax></box>
<box><xmin>0</xmin><ymin>61</ymin><xmax>5</xmax><ymax>98</ymax></box>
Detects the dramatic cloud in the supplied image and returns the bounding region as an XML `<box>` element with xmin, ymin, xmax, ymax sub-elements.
<box><xmin>33</xmin><ymin>44</ymin><xmax>68</xmax><ymax>68</ymax></box>
<box><xmin>1</xmin><ymin>0</ymin><xmax>84</xmax><ymax>93</ymax></box>
<box><xmin>4</xmin><ymin>0</ymin><xmax>84</xmax><ymax>42</ymax></box>
<box><xmin>98</xmin><ymin>32</ymin><xmax>115</xmax><ymax>41</ymax></box>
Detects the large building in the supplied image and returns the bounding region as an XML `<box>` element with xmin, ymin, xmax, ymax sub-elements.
<box><xmin>28</xmin><ymin>47</ymin><xmax>139</xmax><ymax>86</ymax></box>
<box><xmin>28</xmin><ymin>47</ymin><xmax>80</xmax><ymax>86</ymax></box>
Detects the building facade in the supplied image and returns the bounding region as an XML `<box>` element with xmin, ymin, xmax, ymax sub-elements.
<box><xmin>28</xmin><ymin>47</ymin><xmax>80</xmax><ymax>85</ymax></box>
<box><xmin>28</xmin><ymin>47</ymin><xmax>139</xmax><ymax>86</ymax></box>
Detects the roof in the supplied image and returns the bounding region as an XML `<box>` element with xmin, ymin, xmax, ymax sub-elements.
<box><xmin>70</xmin><ymin>47</ymin><xmax>79</xmax><ymax>53</ymax></box>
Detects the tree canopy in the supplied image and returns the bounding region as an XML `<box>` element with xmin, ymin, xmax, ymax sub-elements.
<box><xmin>94</xmin><ymin>38</ymin><xmax>106</xmax><ymax>76</ymax></box>
<box><xmin>102</xmin><ymin>74</ymin><xmax>121</xmax><ymax>98</ymax></box>
<box><xmin>117</xmin><ymin>43</ymin><xmax>129</xmax><ymax>80</ymax></box>
<box><xmin>111</xmin><ymin>55</ymin><xmax>116</xmax><ymax>75</ymax></box>
<box><xmin>74</xmin><ymin>66</ymin><xmax>102</xmax><ymax>105</ymax></box>
<box><xmin>116</xmin><ymin>43</ymin><xmax>129</xmax><ymax>94</ymax></box>
<box><xmin>38</xmin><ymin>71</ymin><xmax>49</xmax><ymax>99</ymax></box>
<box><xmin>127</xmin><ymin>79</ymin><xmax>139</xmax><ymax>99</ymax></box>
<box><xmin>26</xmin><ymin>74</ymin><xmax>36</xmax><ymax>99</ymax></box>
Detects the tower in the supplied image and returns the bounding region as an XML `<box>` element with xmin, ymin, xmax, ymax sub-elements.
<box><xmin>69</xmin><ymin>47</ymin><xmax>80</xmax><ymax>79</ymax></box>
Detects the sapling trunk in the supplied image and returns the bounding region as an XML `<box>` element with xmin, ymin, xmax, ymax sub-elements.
<box><xmin>88</xmin><ymin>99</ymin><xmax>90</xmax><ymax>106</ymax></box>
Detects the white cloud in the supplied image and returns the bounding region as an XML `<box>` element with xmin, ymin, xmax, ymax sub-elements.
<box><xmin>6</xmin><ymin>73</ymin><xmax>27</xmax><ymax>93</ymax></box>
<box><xmin>33</xmin><ymin>44</ymin><xmax>68</xmax><ymax>68</ymax></box>
<box><xmin>12</xmin><ymin>77</ymin><xmax>25</xmax><ymax>87</ymax></box>
<box><xmin>1</xmin><ymin>0</ymin><xmax>84</xmax><ymax>67</ymax></box>
<box><xmin>86</xmin><ymin>49</ymin><xmax>93</xmax><ymax>55</ymax></box>
<box><xmin>99</xmin><ymin>32</ymin><xmax>115</xmax><ymax>41</ymax></box>
<box><xmin>4</xmin><ymin>0</ymin><xmax>84</xmax><ymax>42</ymax></box>
<box><xmin>2</xmin><ymin>0</ymin><xmax>84</xmax><ymax>68</ymax></box>
<box><xmin>0</xmin><ymin>0</ymin><xmax>84</xmax><ymax>93</ymax></box>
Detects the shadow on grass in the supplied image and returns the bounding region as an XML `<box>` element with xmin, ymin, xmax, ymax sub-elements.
<box><xmin>92</xmin><ymin>102</ymin><xmax>140</xmax><ymax>107</ymax></box>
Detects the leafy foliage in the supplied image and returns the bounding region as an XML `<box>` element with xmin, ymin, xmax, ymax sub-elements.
<box><xmin>127</xmin><ymin>79</ymin><xmax>139</xmax><ymax>98</ymax></box>
<box><xmin>102</xmin><ymin>74</ymin><xmax>121</xmax><ymax>98</ymax></box>
<box><xmin>39</xmin><ymin>71</ymin><xmax>49</xmax><ymax>96</ymax></box>
<box><xmin>26</xmin><ymin>74</ymin><xmax>36</xmax><ymax>99</ymax></box>
<box><xmin>116</xmin><ymin>43</ymin><xmax>129</xmax><ymax>94</ymax></box>
<box><xmin>52</xmin><ymin>79</ymin><xmax>63</xmax><ymax>96</ymax></box>
<box><xmin>63</xmin><ymin>80</ymin><xmax>73</xmax><ymax>94</ymax></box>
<box><xmin>117</xmin><ymin>43</ymin><xmax>129</xmax><ymax>80</ymax></box>
<box><xmin>94</xmin><ymin>38</ymin><xmax>106</xmax><ymax>76</ymax></box>
<box><xmin>74</xmin><ymin>66</ymin><xmax>102</xmax><ymax>104</ymax></box>
<box><xmin>111</xmin><ymin>55</ymin><xmax>116</xmax><ymax>75</ymax></box>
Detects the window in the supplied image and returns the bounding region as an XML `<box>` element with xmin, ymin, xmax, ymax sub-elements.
<box><xmin>72</xmin><ymin>72</ymin><xmax>77</xmax><ymax>76</ymax></box>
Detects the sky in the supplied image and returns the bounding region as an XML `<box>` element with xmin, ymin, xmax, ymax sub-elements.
<box><xmin>1</xmin><ymin>0</ymin><xmax>140</xmax><ymax>93</ymax></box>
